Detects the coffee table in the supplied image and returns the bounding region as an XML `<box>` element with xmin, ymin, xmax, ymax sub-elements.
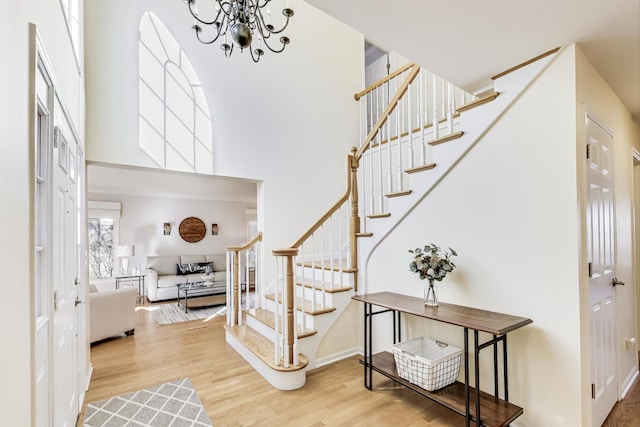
<box><xmin>176</xmin><ymin>281</ymin><xmax>226</xmax><ymax>313</ymax></box>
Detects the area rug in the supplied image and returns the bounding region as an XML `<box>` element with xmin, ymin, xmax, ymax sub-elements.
<box><xmin>151</xmin><ymin>302</ymin><xmax>227</xmax><ymax>326</ymax></box>
<box><xmin>83</xmin><ymin>378</ymin><xmax>212</xmax><ymax>427</ymax></box>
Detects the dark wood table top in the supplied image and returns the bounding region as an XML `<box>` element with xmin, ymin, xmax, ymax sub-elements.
<box><xmin>352</xmin><ymin>292</ymin><xmax>532</xmax><ymax>335</ymax></box>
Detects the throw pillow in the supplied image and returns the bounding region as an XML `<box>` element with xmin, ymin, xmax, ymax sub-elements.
<box><xmin>176</xmin><ymin>261</ymin><xmax>213</xmax><ymax>275</ymax></box>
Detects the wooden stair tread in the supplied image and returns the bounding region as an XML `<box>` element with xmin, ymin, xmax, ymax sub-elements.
<box><xmin>296</xmin><ymin>279</ymin><xmax>353</xmax><ymax>294</ymax></box>
<box><xmin>456</xmin><ymin>92</ymin><xmax>499</xmax><ymax>113</ymax></box>
<box><xmin>428</xmin><ymin>131</ymin><xmax>464</xmax><ymax>146</ymax></box>
<box><xmin>405</xmin><ymin>162</ymin><xmax>436</xmax><ymax>174</ymax></box>
<box><xmin>297</xmin><ymin>259</ymin><xmax>357</xmax><ymax>273</ymax></box>
<box><xmin>385</xmin><ymin>190</ymin><xmax>412</xmax><ymax>198</ymax></box>
<box><xmin>225</xmin><ymin>324</ymin><xmax>309</xmax><ymax>372</ymax></box>
<box><xmin>265</xmin><ymin>293</ymin><xmax>336</xmax><ymax>315</ymax></box>
<box><xmin>247</xmin><ymin>308</ymin><xmax>317</xmax><ymax>338</ymax></box>
<box><xmin>367</xmin><ymin>212</ymin><xmax>391</xmax><ymax>219</ymax></box>
<box><xmin>356</xmin><ymin>232</ymin><xmax>374</xmax><ymax>238</ymax></box>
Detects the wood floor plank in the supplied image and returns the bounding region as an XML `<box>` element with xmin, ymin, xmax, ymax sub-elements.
<box><xmin>78</xmin><ymin>301</ymin><xmax>639</xmax><ymax>426</ymax></box>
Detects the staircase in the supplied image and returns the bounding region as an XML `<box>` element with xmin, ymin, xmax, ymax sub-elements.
<box><xmin>223</xmin><ymin>48</ymin><xmax>561</xmax><ymax>390</ymax></box>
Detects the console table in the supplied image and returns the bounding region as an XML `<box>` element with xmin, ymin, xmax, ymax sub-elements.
<box><xmin>352</xmin><ymin>292</ymin><xmax>532</xmax><ymax>427</ymax></box>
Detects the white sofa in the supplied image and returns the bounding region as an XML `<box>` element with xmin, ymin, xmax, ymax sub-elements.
<box><xmin>89</xmin><ymin>285</ymin><xmax>137</xmax><ymax>343</ymax></box>
<box><xmin>145</xmin><ymin>254</ymin><xmax>227</xmax><ymax>302</ymax></box>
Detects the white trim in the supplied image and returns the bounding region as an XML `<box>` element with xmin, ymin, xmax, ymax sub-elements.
<box><xmin>225</xmin><ymin>331</ymin><xmax>307</xmax><ymax>390</ymax></box>
<box><xmin>620</xmin><ymin>367</ymin><xmax>639</xmax><ymax>399</ymax></box>
<box><xmin>88</xmin><ymin>201</ymin><xmax>121</xmax><ymax>219</ymax></box>
<box><xmin>314</xmin><ymin>347</ymin><xmax>363</xmax><ymax>369</ymax></box>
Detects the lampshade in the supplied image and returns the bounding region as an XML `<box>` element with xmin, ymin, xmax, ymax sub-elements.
<box><xmin>115</xmin><ymin>245</ymin><xmax>135</xmax><ymax>257</ymax></box>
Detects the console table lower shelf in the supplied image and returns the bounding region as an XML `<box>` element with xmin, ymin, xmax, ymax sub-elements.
<box><xmin>360</xmin><ymin>352</ymin><xmax>523</xmax><ymax>427</ymax></box>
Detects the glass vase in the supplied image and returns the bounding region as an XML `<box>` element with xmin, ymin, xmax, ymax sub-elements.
<box><xmin>424</xmin><ymin>279</ymin><xmax>438</xmax><ymax>306</ymax></box>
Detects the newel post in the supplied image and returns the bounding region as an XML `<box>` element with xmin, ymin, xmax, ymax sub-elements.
<box><xmin>273</xmin><ymin>247</ymin><xmax>298</xmax><ymax>366</ymax></box>
<box><xmin>349</xmin><ymin>148</ymin><xmax>360</xmax><ymax>292</ymax></box>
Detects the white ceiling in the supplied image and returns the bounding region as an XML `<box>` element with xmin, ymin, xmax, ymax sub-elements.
<box><xmin>305</xmin><ymin>0</ymin><xmax>640</xmax><ymax>119</ymax></box>
<box><xmin>87</xmin><ymin>163</ymin><xmax>257</xmax><ymax>203</ymax></box>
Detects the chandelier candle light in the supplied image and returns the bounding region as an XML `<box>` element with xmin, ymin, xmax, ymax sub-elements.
<box><xmin>185</xmin><ymin>0</ymin><xmax>294</xmax><ymax>62</ymax></box>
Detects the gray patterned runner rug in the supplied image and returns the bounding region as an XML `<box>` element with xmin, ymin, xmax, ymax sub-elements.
<box><xmin>83</xmin><ymin>378</ymin><xmax>212</xmax><ymax>427</ymax></box>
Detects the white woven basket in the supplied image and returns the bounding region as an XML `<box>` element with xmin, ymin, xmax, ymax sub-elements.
<box><xmin>392</xmin><ymin>337</ymin><xmax>462</xmax><ymax>391</ymax></box>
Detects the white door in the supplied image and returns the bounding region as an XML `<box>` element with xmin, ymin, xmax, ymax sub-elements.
<box><xmin>52</xmin><ymin>126</ymin><xmax>79</xmax><ymax>427</ymax></box>
<box><xmin>586</xmin><ymin>114</ymin><xmax>618</xmax><ymax>426</ymax></box>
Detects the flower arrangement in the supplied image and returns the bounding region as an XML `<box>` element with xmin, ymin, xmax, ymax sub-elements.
<box><xmin>409</xmin><ymin>244</ymin><xmax>457</xmax><ymax>281</ymax></box>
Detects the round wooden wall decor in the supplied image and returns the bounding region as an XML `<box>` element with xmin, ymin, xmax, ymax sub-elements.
<box><xmin>178</xmin><ymin>217</ymin><xmax>206</xmax><ymax>243</ymax></box>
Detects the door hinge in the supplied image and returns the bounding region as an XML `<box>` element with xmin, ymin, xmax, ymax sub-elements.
<box><xmin>53</xmin><ymin>290</ymin><xmax>59</xmax><ymax>312</ymax></box>
<box><xmin>588</xmin><ymin>262</ymin><xmax>592</xmax><ymax>278</ymax></box>
<box><xmin>586</xmin><ymin>144</ymin><xmax>591</xmax><ymax>159</ymax></box>
<box><xmin>591</xmin><ymin>383</ymin><xmax>596</xmax><ymax>399</ymax></box>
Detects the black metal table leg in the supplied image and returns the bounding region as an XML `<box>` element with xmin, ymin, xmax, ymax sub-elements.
<box><xmin>493</xmin><ymin>334</ymin><xmax>499</xmax><ymax>398</ymax></box>
<box><xmin>364</xmin><ymin>302</ymin><xmax>372</xmax><ymax>390</ymax></box>
<box><xmin>503</xmin><ymin>334</ymin><xmax>509</xmax><ymax>402</ymax></box>
<box><xmin>464</xmin><ymin>328</ymin><xmax>470</xmax><ymax>426</ymax></box>
<box><xmin>474</xmin><ymin>330</ymin><xmax>481</xmax><ymax>427</ymax></box>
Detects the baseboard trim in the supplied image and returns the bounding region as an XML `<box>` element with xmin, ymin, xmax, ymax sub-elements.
<box><xmin>621</xmin><ymin>366</ymin><xmax>639</xmax><ymax>399</ymax></box>
<box><xmin>314</xmin><ymin>347</ymin><xmax>362</xmax><ymax>369</ymax></box>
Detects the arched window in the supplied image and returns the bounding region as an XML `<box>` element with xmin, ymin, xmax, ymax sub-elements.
<box><xmin>139</xmin><ymin>12</ymin><xmax>213</xmax><ymax>174</ymax></box>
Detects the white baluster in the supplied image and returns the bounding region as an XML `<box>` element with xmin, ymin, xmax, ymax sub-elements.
<box><xmin>299</xmin><ymin>244</ymin><xmax>306</xmax><ymax>334</ymax></box>
<box><xmin>320</xmin><ymin>224</ymin><xmax>325</xmax><ymax>308</ymax></box>
<box><xmin>447</xmin><ymin>82</ymin><xmax>453</xmax><ymax>135</ymax></box>
<box><xmin>274</xmin><ymin>256</ymin><xmax>280</xmax><ymax>366</ymax></box>
<box><xmin>419</xmin><ymin>70</ymin><xmax>426</xmax><ymax>165</ymax></box>
<box><xmin>407</xmin><ymin>78</ymin><xmax>414</xmax><ymax>171</ymax></box>
<box><xmin>311</xmin><ymin>234</ymin><xmax>317</xmax><ymax>310</ymax></box>
<box><xmin>432</xmin><ymin>74</ymin><xmax>439</xmax><ymax>140</ymax></box>
<box><xmin>237</xmin><ymin>253</ymin><xmax>243</xmax><ymax>326</ymax></box>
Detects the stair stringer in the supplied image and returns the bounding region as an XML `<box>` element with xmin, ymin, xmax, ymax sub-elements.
<box><xmin>258</xmin><ymin>270</ymin><xmax>355</xmax><ymax>370</ymax></box>
<box><xmin>290</xmin><ymin>287</ymin><xmax>354</xmax><ymax>371</ymax></box>
<box><xmin>357</xmin><ymin>49</ymin><xmax>564</xmax><ymax>294</ymax></box>
<box><xmin>226</xmin><ymin>270</ymin><xmax>355</xmax><ymax>389</ymax></box>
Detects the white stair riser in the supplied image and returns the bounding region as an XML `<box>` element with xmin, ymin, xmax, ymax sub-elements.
<box><xmin>246</xmin><ymin>314</ymin><xmax>277</xmax><ymax>341</ymax></box>
<box><xmin>263</xmin><ymin>298</ymin><xmax>319</xmax><ymax>329</ymax></box>
<box><xmin>225</xmin><ymin>331</ymin><xmax>307</xmax><ymax>391</ymax></box>
<box><xmin>296</xmin><ymin>266</ymin><xmax>354</xmax><ymax>286</ymax></box>
<box><xmin>295</xmin><ymin>285</ymin><xmax>337</xmax><ymax>306</ymax></box>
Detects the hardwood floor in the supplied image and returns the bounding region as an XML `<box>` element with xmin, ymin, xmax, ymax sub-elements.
<box><xmin>79</xmin><ymin>302</ymin><xmax>639</xmax><ymax>426</ymax></box>
<box><xmin>602</xmin><ymin>354</ymin><xmax>640</xmax><ymax>427</ymax></box>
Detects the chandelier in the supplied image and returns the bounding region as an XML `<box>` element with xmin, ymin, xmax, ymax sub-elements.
<box><xmin>185</xmin><ymin>0</ymin><xmax>294</xmax><ymax>62</ymax></box>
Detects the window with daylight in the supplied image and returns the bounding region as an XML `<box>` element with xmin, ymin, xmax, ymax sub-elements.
<box><xmin>59</xmin><ymin>0</ymin><xmax>81</xmax><ymax>64</ymax></box>
<box><xmin>138</xmin><ymin>11</ymin><xmax>213</xmax><ymax>174</ymax></box>
<box><xmin>88</xmin><ymin>201</ymin><xmax>121</xmax><ymax>278</ymax></box>
<box><xmin>88</xmin><ymin>218</ymin><xmax>116</xmax><ymax>278</ymax></box>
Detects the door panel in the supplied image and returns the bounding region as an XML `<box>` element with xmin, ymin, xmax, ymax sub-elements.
<box><xmin>586</xmin><ymin>115</ymin><xmax>617</xmax><ymax>426</ymax></box>
<box><xmin>52</xmin><ymin>127</ymin><xmax>79</xmax><ymax>427</ymax></box>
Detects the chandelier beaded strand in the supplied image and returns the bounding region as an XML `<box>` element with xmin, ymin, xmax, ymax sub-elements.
<box><xmin>185</xmin><ymin>0</ymin><xmax>294</xmax><ymax>63</ymax></box>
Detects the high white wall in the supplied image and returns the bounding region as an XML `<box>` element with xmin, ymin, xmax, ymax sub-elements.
<box><xmin>575</xmin><ymin>45</ymin><xmax>640</xmax><ymax>424</ymax></box>
<box><xmin>88</xmin><ymin>193</ymin><xmax>256</xmax><ymax>270</ymax></box>
<box><xmin>84</xmin><ymin>0</ymin><xmax>363</xmax><ymax>282</ymax></box>
<box><xmin>0</xmin><ymin>1</ymin><xmax>85</xmax><ymax>425</ymax></box>
<box><xmin>365</xmin><ymin>47</ymin><xmax>583</xmax><ymax>425</ymax></box>
<box><xmin>359</xmin><ymin>45</ymin><xmax>640</xmax><ymax>425</ymax></box>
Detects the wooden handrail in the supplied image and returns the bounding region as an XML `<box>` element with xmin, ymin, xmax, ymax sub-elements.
<box><xmin>355</xmin><ymin>64</ymin><xmax>421</xmax><ymax>161</ymax></box>
<box><xmin>491</xmin><ymin>47</ymin><xmax>560</xmax><ymax>80</ymax></box>
<box><xmin>354</xmin><ymin>62</ymin><xmax>415</xmax><ymax>101</ymax></box>
<box><xmin>226</xmin><ymin>231</ymin><xmax>263</xmax><ymax>252</ymax></box>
